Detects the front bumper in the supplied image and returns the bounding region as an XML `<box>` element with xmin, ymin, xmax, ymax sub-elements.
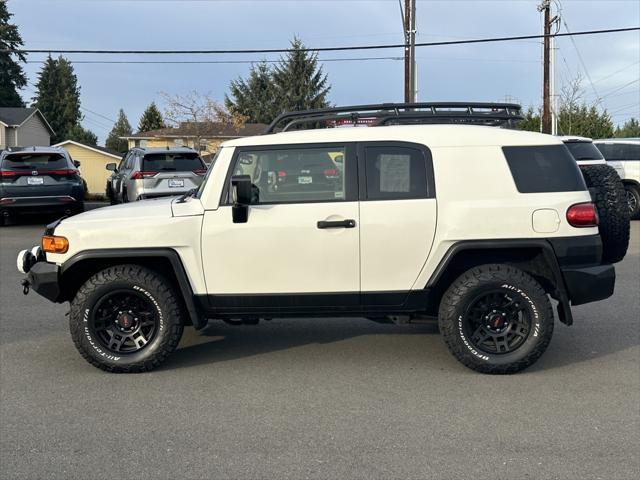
<box><xmin>561</xmin><ymin>264</ymin><xmax>615</xmax><ymax>306</ymax></box>
<box><xmin>25</xmin><ymin>261</ymin><xmax>61</xmax><ymax>302</ymax></box>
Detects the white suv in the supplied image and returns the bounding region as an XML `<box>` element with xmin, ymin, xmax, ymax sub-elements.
<box><xmin>17</xmin><ymin>103</ymin><xmax>617</xmax><ymax>374</ymax></box>
<box><xmin>594</xmin><ymin>138</ymin><xmax>640</xmax><ymax>219</ymax></box>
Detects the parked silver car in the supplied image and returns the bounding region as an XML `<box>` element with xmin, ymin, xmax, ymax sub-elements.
<box><xmin>106</xmin><ymin>147</ymin><xmax>207</xmax><ymax>203</ymax></box>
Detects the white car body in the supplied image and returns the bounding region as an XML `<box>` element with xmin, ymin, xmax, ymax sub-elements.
<box><xmin>594</xmin><ymin>138</ymin><xmax>640</xmax><ymax>187</ymax></box>
<box><xmin>45</xmin><ymin>125</ymin><xmax>596</xmax><ymax>297</ymax></box>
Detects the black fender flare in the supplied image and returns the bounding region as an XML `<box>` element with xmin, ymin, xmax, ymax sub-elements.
<box><xmin>426</xmin><ymin>239</ymin><xmax>574</xmax><ymax>325</ymax></box>
<box><xmin>61</xmin><ymin>248</ymin><xmax>205</xmax><ymax>329</ymax></box>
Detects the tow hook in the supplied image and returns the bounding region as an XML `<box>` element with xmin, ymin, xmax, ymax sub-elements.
<box><xmin>21</xmin><ymin>279</ymin><xmax>30</xmax><ymax>295</ymax></box>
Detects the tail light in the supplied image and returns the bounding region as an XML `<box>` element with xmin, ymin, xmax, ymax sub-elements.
<box><xmin>324</xmin><ymin>168</ymin><xmax>339</xmax><ymax>178</ymax></box>
<box><xmin>42</xmin><ymin>169</ymin><xmax>79</xmax><ymax>177</ymax></box>
<box><xmin>277</xmin><ymin>170</ymin><xmax>287</xmax><ymax>178</ymax></box>
<box><xmin>193</xmin><ymin>169</ymin><xmax>207</xmax><ymax>176</ymax></box>
<box><xmin>567</xmin><ymin>202</ymin><xmax>598</xmax><ymax>227</ymax></box>
<box><xmin>131</xmin><ymin>171</ymin><xmax>158</xmax><ymax>180</ymax></box>
<box><xmin>1</xmin><ymin>170</ymin><xmax>30</xmax><ymax>178</ymax></box>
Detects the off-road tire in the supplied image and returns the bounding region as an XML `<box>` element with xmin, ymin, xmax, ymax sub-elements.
<box><xmin>580</xmin><ymin>164</ymin><xmax>630</xmax><ymax>263</ymax></box>
<box><xmin>624</xmin><ymin>184</ymin><xmax>640</xmax><ymax>220</ymax></box>
<box><xmin>438</xmin><ymin>264</ymin><xmax>554</xmax><ymax>374</ymax></box>
<box><xmin>69</xmin><ymin>264</ymin><xmax>184</xmax><ymax>373</ymax></box>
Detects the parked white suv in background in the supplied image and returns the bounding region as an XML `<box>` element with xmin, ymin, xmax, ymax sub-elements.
<box><xmin>17</xmin><ymin>103</ymin><xmax>620</xmax><ymax>375</ymax></box>
<box><xmin>594</xmin><ymin>138</ymin><xmax>640</xmax><ymax>219</ymax></box>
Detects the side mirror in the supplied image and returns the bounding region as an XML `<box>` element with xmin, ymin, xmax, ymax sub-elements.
<box><xmin>73</xmin><ymin>160</ymin><xmax>81</xmax><ymax>168</ymax></box>
<box><xmin>106</xmin><ymin>163</ymin><xmax>117</xmax><ymax>172</ymax></box>
<box><xmin>231</xmin><ymin>175</ymin><xmax>252</xmax><ymax>223</ymax></box>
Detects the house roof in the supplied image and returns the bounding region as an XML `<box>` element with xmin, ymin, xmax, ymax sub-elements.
<box><xmin>53</xmin><ymin>140</ymin><xmax>122</xmax><ymax>159</ymax></box>
<box><xmin>0</xmin><ymin>107</ymin><xmax>55</xmax><ymax>135</ymax></box>
<box><xmin>124</xmin><ymin>122</ymin><xmax>267</xmax><ymax>140</ymax></box>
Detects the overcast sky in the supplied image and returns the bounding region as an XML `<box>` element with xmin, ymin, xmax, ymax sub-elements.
<box><xmin>8</xmin><ymin>0</ymin><xmax>640</xmax><ymax>143</ymax></box>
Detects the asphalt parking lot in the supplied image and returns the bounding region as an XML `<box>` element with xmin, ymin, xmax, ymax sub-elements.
<box><xmin>1</xmin><ymin>211</ymin><xmax>638</xmax><ymax>480</ymax></box>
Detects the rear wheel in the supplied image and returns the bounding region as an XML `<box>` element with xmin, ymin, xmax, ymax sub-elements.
<box><xmin>580</xmin><ymin>164</ymin><xmax>630</xmax><ymax>263</ymax></box>
<box><xmin>69</xmin><ymin>264</ymin><xmax>184</xmax><ymax>372</ymax></box>
<box><xmin>625</xmin><ymin>184</ymin><xmax>640</xmax><ymax>219</ymax></box>
<box><xmin>438</xmin><ymin>264</ymin><xmax>554</xmax><ymax>374</ymax></box>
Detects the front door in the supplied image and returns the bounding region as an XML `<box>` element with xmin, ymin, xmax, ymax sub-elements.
<box><xmin>201</xmin><ymin>143</ymin><xmax>360</xmax><ymax>310</ymax></box>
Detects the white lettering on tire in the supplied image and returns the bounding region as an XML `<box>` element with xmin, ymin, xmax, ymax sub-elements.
<box><xmin>458</xmin><ymin>314</ymin><xmax>490</xmax><ymax>361</ymax></box>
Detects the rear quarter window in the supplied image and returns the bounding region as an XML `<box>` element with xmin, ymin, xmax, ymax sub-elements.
<box><xmin>502</xmin><ymin>145</ymin><xmax>587</xmax><ymax>193</ymax></box>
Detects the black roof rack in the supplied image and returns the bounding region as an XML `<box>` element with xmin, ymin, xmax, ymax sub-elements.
<box><xmin>264</xmin><ymin>102</ymin><xmax>523</xmax><ymax>134</ymax></box>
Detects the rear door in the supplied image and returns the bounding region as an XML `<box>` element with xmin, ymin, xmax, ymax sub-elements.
<box><xmin>201</xmin><ymin>143</ymin><xmax>360</xmax><ymax>306</ymax></box>
<box><xmin>140</xmin><ymin>152</ymin><xmax>207</xmax><ymax>196</ymax></box>
<box><xmin>358</xmin><ymin>142</ymin><xmax>437</xmax><ymax>304</ymax></box>
<box><xmin>0</xmin><ymin>152</ymin><xmax>79</xmax><ymax>198</ymax></box>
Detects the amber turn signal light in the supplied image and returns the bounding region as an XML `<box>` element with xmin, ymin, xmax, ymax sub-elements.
<box><xmin>42</xmin><ymin>235</ymin><xmax>69</xmax><ymax>254</ymax></box>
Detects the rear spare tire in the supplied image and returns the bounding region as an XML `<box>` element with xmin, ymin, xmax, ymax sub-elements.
<box><xmin>580</xmin><ymin>164</ymin><xmax>630</xmax><ymax>263</ymax></box>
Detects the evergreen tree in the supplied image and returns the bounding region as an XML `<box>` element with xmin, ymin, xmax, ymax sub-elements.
<box><xmin>517</xmin><ymin>104</ymin><xmax>614</xmax><ymax>138</ymax></box>
<box><xmin>0</xmin><ymin>0</ymin><xmax>27</xmax><ymax>107</ymax></box>
<box><xmin>272</xmin><ymin>38</ymin><xmax>330</xmax><ymax>113</ymax></box>
<box><xmin>225</xmin><ymin>61</ymin><xmax>280</xmax><ymax>124</ymax></box>
<box><xmin>68</xmin><ymin>124</ymin><xmax>98</xmax><ymax>146</ymax></box>
<box><xmin>106</xmin><ymin>108</ymin><xmax>132</xmax><ymax>153</ymax></box>
<box><xmin>138</xmin><ymin>102</ymin><xmax>165</xmax><ymax>132</ymax></box>
<box><xmin>32</xmin><ymin>56</ymin><xmax>82</xmax><ymax>143</ymax></box>
<box><xmin>614</xmin><ymin>118</ymin><xmax>640</xmax><ymax>138</ymax></box>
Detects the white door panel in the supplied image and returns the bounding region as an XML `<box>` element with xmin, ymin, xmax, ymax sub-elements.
<box><xmin>202</xmin><ymin>202</ymin><xmax>359</xmax><ymax>294</ymax></box>
<box><xmin>360</xmin><ymin>199</ymin><xmax>437</xmax><ymax>291</ymax></box>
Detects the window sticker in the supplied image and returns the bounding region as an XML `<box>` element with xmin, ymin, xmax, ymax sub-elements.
<box><xmin>379</xmin><ymin>154</ymin><xmax>410</xmax><ymax>192</ymax></box>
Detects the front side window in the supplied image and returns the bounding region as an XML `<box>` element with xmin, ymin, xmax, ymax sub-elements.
<box><xmin>232</xmin><ymin>146</ymin><xmax>347</xmax><ymax>204</ymax></box>
<box><xmin>363</xmin><ymin>145</ymin><xmax>430</xmax><ymax>200</ymax></box>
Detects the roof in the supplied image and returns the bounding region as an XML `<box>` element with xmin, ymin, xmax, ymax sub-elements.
<box><xmin>0</xmin><ymin>107</ymin><xmax>55</xmax><ymax>135</ymax></box>
<box><xmin>131</xmin><ymin>146</ymin><xmax>197</xmax><ymax>154</ymax></box>
<box><xmin>124</xmin><ymin>122</ymin><xmax>268</xmax><ymax>140</ymax></box>
<box><xmin>558</xmin><ymin>135</ymin><xmax>593</xmax><ymax>143</ymax></box>
<box><xmin>53</xmin><ymin>140</ymin><xmax>122</xmax><ymax>159</ymax></box>
<box><xmin>593</xmin><ymin>138</ymin><xmax>640</xmax><ymax>144</ymax></box>
<box><xmin>222</xmin><ymin>124</ymin><xmax>564</xmax><ymax>149</ymax></box>
<box><xmin>0</xmin><ymin>145</ymin><xmax>66</xmax><ymax>158</ymax></box>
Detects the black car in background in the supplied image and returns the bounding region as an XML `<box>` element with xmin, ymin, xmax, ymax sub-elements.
<box><xmin>0</xmin><ymin>146</ymin><xmax>85</xmax><ymax>225</ymax></box>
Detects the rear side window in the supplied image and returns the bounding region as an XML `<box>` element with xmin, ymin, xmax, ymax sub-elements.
<box><xmin>142</xmin><ymin>152</ymin><xmax>205</xmax><ymax>172</ymax></box>
<box><xmin>1</xmin><ymin>153</ymin><xmax>69</xmax><ymax>171</ymax></box>
<box><xmin>595</xmin><ymin>143</ymin><xmax>640</xmax><ymax>161</ymax></box>
<box><xmin>363</xmin><ymin>145</ymin><xmax>432</xmax><ymax>200</ymax></box>
<box><xmin>503</xmin><ymin>145</ymin><xmax>586</xmax><ymax>193</ymax></box>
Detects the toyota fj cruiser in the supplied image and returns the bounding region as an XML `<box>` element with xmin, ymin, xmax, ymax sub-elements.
<box><xmin>17</xmin><ymin>103</ymin><xmax>617</xmax><ymax>374</ymax></box>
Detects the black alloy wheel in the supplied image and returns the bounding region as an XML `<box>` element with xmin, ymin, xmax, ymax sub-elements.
<box><xmin>90</xmin><ymin>290</ymin><xmax>159</xmax><ymax>354</ymax></box>
<box><xmin>462</xmin><ymin>290</ymin><xmax>531</xmax><ymax>355</ymax></box>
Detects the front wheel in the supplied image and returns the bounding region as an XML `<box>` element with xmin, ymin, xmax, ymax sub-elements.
<box><xmin>438</xmin><ymin>264</ymin><xmax>554</xmax><ymax>374</ymax></box>
<box><xmin>69</xmin><ymin>265</ymin><xmax>184</xmax><ymax>372</ymax></box>
<box><xmin>625</xmin><ymin>185</ymin><xmax>640</xmax><ymax>219</ymax></box>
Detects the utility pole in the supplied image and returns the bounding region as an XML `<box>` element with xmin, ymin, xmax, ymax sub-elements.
<box><xmin>540</xmin><ymin>0</ymin><xmax>552</xmax><ymax>134</ymax></box>
<box><xmin>401</xmin><ymin>0</ymin><xmax>417</xmax><ymax>103</ymax></box>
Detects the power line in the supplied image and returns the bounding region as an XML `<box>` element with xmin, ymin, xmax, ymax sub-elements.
<box><xmin>4</xmin><ymin>26</ymin><xmax>638</xmax><ymax>55</ymax></box>
<box><xmin>25</xmin><ymin>56</ymin><xmax>403</xmax><ymax>65</ymax></box>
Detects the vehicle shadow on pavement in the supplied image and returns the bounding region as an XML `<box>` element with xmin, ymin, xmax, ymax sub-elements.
<box><xmin>163</xmin><ymin>320</ymin><xmax>446</xmax><ymax>371</ymax></box>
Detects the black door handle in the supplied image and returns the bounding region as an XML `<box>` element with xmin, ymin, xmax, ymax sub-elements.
<box><xmin>317</xmin><ymin>219</ymin><xmax>356</xmax><ymax>229</ymax></box>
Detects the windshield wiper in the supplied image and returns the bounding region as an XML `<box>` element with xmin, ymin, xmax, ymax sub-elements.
<box><xmin>176</xmin><ymin>188</ymin><xmax>197</xmax><ymax>203</ymax></box>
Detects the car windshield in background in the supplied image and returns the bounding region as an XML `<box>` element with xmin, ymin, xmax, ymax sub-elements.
<box><xmin>595</xmin><ymin>143</ymin><xmax>640</xmax><ymax>160</ymax></box>
<box><xmin>564</xmin><ymin>141</ymin><xmax>604</xmax><ymax>161</ymax></box>
<box><xmin>142</xmin><ymin>153</ymin><xmax>204</xmax><ymax>171</ymax></box>
<box><xmin>1</xmin><ymin>153</ymin><xmax>68</xmax><ymax>170</ymax></box>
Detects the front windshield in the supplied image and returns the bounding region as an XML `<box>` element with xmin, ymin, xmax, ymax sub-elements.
<box><xmin>564</xmin><ymin>141</ymin><xmax>604</xmax><ymax>161</ymax></box>
<box><xmin>195</xmin><ymin>148</ymin><xmax>222</xmax><ymax>198</ymax></box>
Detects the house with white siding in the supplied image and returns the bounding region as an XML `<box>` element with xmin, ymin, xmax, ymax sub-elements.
<box><xmin>0</xmin><ymin>108</ymin><xmax>54</xmax><ymax>150</ymax></box>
